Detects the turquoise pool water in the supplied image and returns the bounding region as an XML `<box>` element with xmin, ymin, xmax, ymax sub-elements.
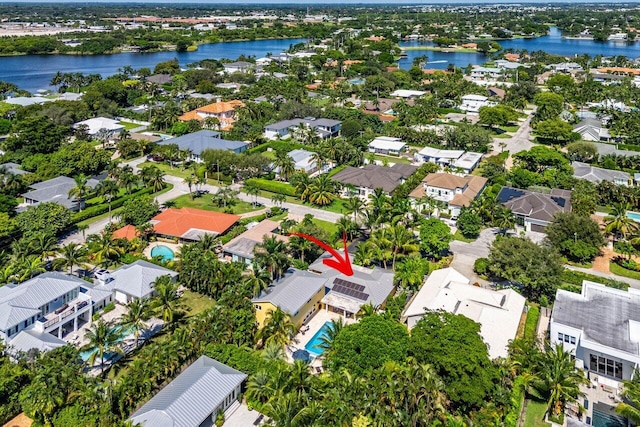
<box><xmin>348</xmin><ymin>78</ymin><xmax>365</xmax><ymax>85</ymax></box>
<box><xmin>79</xmin><ymin>324</ymin><xmax>135</xmax><ymax>362</ymax></box>
<box><xmin>627</xmin><ymin>211</ymin><xmax>640</xmax><ymax>222</ymax></box>
<box><xmin>151</xmin><ymin>245</ymin><xmax>174</xmax><ymax>262</ymax></box>
<box><xmin>592</xmin><ymin>403</ymin><xmax>627</xmax><ymax>427</ymax></box>
<box><xmin>304</xmin><ymin>321</ymin><xmax>332</xmax><ymax>356</ymax></box>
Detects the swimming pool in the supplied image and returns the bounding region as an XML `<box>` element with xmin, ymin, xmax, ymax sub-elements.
<box><xmin>592</xmin><ymin>403</ymin><xmax>627</xmax><ymax>427</ymax></box>
<box><xmin>627</xmin><ymin>211</ymin><xmax>640</xmax><ymax>222</ymax></box>
<box><xmin>151</xmin><ymin>245</ymin><xmax>175</xmax><ymax>262</ymax></box>
<box><xmin>304</xmin><ymin>321</ymin><xmax>332</xmax><ymax>356</ymax></box>
<box><xmin>79</xmin><ymin>324</ymin><xmax>135</xmax><ymax>362</ymax></box>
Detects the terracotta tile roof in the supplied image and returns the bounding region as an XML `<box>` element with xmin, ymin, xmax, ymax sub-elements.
<box><xmin>179</xmin><ymin>100</ymin><xmax>245</xmax><ymax>122</ymax></box>
<box><xmin>597</xmin><ymin>67</ymin><xmax>640</xmax><ymax>75</ymax></box>
<box><xmin>178</xmin><ymin>110</ymin><xmax>201</xmax><ymax>122</ymax></box>
<box><xmin>112</xmin><ymin>225</ymin><xmax>139</xmax><ymax>241</ymax></box>
<box><xmin>423</xmin><ymin>173</ymin><xmax>470</xmax><ymax>190</ymax></box>
<box><xmin>3</xmin><ymin>412</ymin><xmax>33</xmax><ymax>427</ymax></box>
<box><xmin>152</xmin><ymin>207</ymin><xmax>240</xmax><ymax>240</ymax></box>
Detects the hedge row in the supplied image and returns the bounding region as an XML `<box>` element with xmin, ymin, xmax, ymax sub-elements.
<box><xmin>70</xmin><ymin>186</ymin><xmax>156</xmax><ymax>224</ymax></box>
<box><xmin>244</xmin><ymin>178</ymin><xmax>297</xmax><ymax>197</ymax></box>
<box><xmin>503</xmin><ymin>376</ymin><xmax>525</xmax><ymax>427</ymax></box>
<box><xmin>560</xmin><ymin>269</ymin><xmax>628</xmax><ymax>290</ymax></box>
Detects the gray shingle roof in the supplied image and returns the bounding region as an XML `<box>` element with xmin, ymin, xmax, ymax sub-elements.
<box><xmin>23</xmin><ymin>176</ymin><xmax>100</xmax><ymax>208</ymax></box>
<box><xmin>0</xmin><ymin>162</ymin><xmax>27</xmax><ymax>175</ymax></box>
<box><xmin>252</xmin><ymin>269</ymin><xmax>327</xmax><ymax>316</ymax></box>
<box><xmin>0</xmin><ymin>272</ymin><xmax>86</xmax><ymax>330</ymax></box>
<box><xmin>109</xmin><ymin>260</ymin><xmax>177</xmax><ymax>299</ymax></box>
<box><xmin>497</xmin><ymin>187</ymin><xmax>571</xmax><ymax>223</ymax></box>
<box><xmin>572</xmin><ymin>161</ymin><xmax>629</xmax><ymax>184</ymax></box>
<box><xmin>158</xmin><ymin>130</ymin><xmax>249</xmax><ymax>155</ymax></box>
<box><xmin>129</xmin><ymin>356</ymin><xmax>246</xmax><ymax>427</ymax></box>
<box><xmin>331</xmin><ymin>164</ymin><xmax>417</xmax><ymax>193</ymax></box>
<box><xmin>553</xmin><ymin>282</ymin><xmax>640</xmax><ymax>355</ymax></box>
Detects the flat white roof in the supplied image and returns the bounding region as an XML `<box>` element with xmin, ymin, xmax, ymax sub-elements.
<box><xmin>461</xmin><ymin>94</ymin><xmax>488</xmax><ymax>101</ymax></box>
<box><xmin>453</xmin><ymin>152</ymin><xmax>483</xmax><ymax>170</ymax></box>
<box><xmin>369</xmin><ymin>136</ymin><xmax>406</xmax><ymax>151</ymax></box>
<box><xmin>390</xmin><ymin>89</ymin><xmax>426</xmax><ymax>98</ymax></box>
<box><xmin>74</xmin><ymin>117</ymin><xmax>124</xmax><ymax>135</ymax></box>
<box><xmin>418</xmin><ymin>146</ymin><xmax>465</xmax><ymax>160</ymax></box>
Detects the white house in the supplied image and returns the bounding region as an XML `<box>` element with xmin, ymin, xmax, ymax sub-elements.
<box><xmin>95</xmin><ymin>260</ymin><xmax>178</xmax><ymax>304</ymax></box>
<box><xmin>74</xmin><ymin>117</ymin><xmax>124</xmax><ymax>140</ymax></box>
<box><xmin>551</xmin><ymin>281</ymin><xmax>640</xmax><ymax>382</ymax></box>
<box><xmin>223</xmin><ymin>61</ymin><xmax>254</xmax><ymax>73</ymax></box>
<box><xmin>414</xmin><ymin>147</ymin><xmax>483</xmax><ymax>173</ymax></box>
<box><xmin>390</xmin><ymin>89</ymin><xmax>426</xmax><ymax>99</ymax></box>
<box><xmin>469</xmin><ymin>67</ymin><xmax>505</xmax><ymax>81</ymax></box>
<box><xmin>403</xmin><ymin>267</ymin><xmax>526</xmax><ymax>359</ymax></box>
<box><xmin>287</xmin><ymin>149</ymin><xmax>319</xmax><ymax>175</ymax></box>
<box><xmin>409</xmin><ymin>173</ymin><xmax>488</xmax><ymax>217</ymax></box>
<box><xmin>129</xmin><ymin>356</ymin><xmax>247</xmax><ymax>427</ymax></box>
<box><xmin>459</xmin><ymin>94</ymin><xmax>491</xmax><ymax>113</ymax></box>
<box><xmin>263</xmin><ymin>117</ymin><xmax>341</xmax><ymax>140</ymax></box>
<box><xmin>572</xmin><ymin>161</ymin><xmax>630</xmax><ymax>186</ymax></box>
<box><xmin>368</xmin><ymin>136</ymin><xmax>407</xmax><ymax>155</ymax></box>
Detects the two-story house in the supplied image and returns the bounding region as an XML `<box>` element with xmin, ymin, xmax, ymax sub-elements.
<box><xmin>414</xmin><ymin>147</ymin><xmax>483</xmax><ymax>174</ymax></box>
<box><xmin>263</xmin><ymin>117</ymin><xmax>341</xmax><ymax>140</ymax></box>
<box><xmin>368</xmin><ymin>136</ymin><xmax>407</xmax><ymax>156</ymax></box>
<box><xmin>331</xmin><ymin>164</ymin><xmax>417</xmax><ymax>200</ymax></box>
<box><xmin>157</xmin><ymin>130</ymin><xmax>249</xmax><ymax>162</ymax></box>
<box><xmin>409</xmin><ymin>173</ymin><xmax>488</xmax><ymax>217</ymax></box>
<box><xmin>178</xmin><ymin>100</ymin><xmax>245</xmax><ymax>131</ymax></box>
<box><xmin>223</xmin><ymin>61</ymin><xmax>254</xmax><ymax>74</ymax></box>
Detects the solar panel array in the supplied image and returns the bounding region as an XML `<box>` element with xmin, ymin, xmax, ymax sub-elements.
<box><xmin>333</xmin><ymin>278</ymin><xmax>369</xmax><ymax>301</ymax></box>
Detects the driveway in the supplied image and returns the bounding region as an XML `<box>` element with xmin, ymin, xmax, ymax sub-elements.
<box><xmin>449</xmin><ymin>227</ymin><xmax>498</xmax><ymax>286</ymax></box>
<box><xmin>491</xmin><ymin>108</ymin><xmax>536</xmax><ymax>168</ymax></box>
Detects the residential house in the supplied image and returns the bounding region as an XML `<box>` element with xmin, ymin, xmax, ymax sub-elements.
<box><xmin>94</xmin><ymin>260</ymin><xmax>178</xmax><ymax>305</ymax></box>
<box><xmin>469</xmin><ymin>67</ymin><xmax>504</xmax><ymax>81</ymax></box>
<box><xmin>178</xmin><ymin>100</ymin><xmax>245</xmax><ymax>131</ymax></box>
<box><xmin>152</xmin><ymin>208</ymin><xmax>240</xmax><ymax>242</ymax></box>
<box><xmin>497</xmin><ymin>187</ymin><xmax>572</xmax><ymax>232</ymax></box>
<box><xmin>390</xmin><ymin>89</ymin><xmax>425</xmax><ymax>99</ymax></box>
<box><xmin>414</xmin><ymin>147</ymin><xmax>483</xmax><ymax>173</ymax></box>
<box><xmin>221</xmin><ymin>220</ymin><xmax>288</xmax><ymax>266</ymax></box>
<box><xmin>4</xmin><ymin>96</ymin><xmax>51</xmax><ymax>107</ymax></box>
<box><xmin>487</xmin><ymin>87</ymin><xmax>506</xmax><ymax>100</ymax></box>
<box><xmin>146</xmin><ymin>74</ymin><xmax>173</xmax><ymax>85</ymax></box>
<box><xmin>403</xmin><ymin>267</ymin><xmax>525</xmax><ymax>359</ymax></box>
<box><xmin>572</xmin><ymin>161</ymin><xmax>629</xmax><ymax>186</ymax></box>
<box><xmin>0</xmin><ymin>162</ymin><xmax>27</xmax><ymax>176</ymax></box>
<box><xmin>0</xmin><ymin>273</ymin><xmax>93</xmax><ymax>345</ymax></box>
<box><xmin>73</xmin><ymin>117</ymin><xmax>124</xmax><ymax>140</ymax></box>
<box><xmin>282</xmin><ymin>149</ymin><xmax>319</xmax><ymax>176</ymax></box>
<box><xmin>368</xmin><ymin>136</ymin><xmax>407</xmax><ymax>155</ymax></box>
<box><xmin>263</xmin><ymin>117</ymin><xmax>341</xmax><ymax>140</ymax></box>
<box><xmin>22</xmin><ymin>175</ymin><xmax>100</xmax><ymax>211</ymax></box>
<box><xmin>223</xmin><ymin>61</ymin><xmax>254</xmax><ymax>74</ymax></box>
<box><xmin>129</xmin><ymin>356</ymin><xmax>246</xmax><ymax>427</ymax></box>
<box><xmin>547</xmin><ymin>62</ymin><xmax>583</xmax><ymax>73</ymax></box>
<box><xmin>157</xmin><ymin>130</ymin><xmax>249</xmax><ymax>162</ymax></box>
<box><xmin>550</xmin><ymin>280</ymin><xmax>640</xmax><ymax>382</ymax></box>
<box><xmin>409</xmin><ymin>173</ymin><xmax>488</xmax><ymax>217</ymax></box>
<box><xmin>459</xmin><ymin>94</ymin><xmax>491</xmax><ymax>113</ymax></box>
<box><xmin>573</xmin><ymin>118</ymin><xmax>611</xmax><ymax>142</ymax></box>
<box><xmin>331</xmin><ymin>164</ymin><xmax>418</xmax><ymax>199</ymax></box>
<box><xmin>363</xmin><ymin>97</ymin><xmax>415</xmax><ymax>116</ymax></box>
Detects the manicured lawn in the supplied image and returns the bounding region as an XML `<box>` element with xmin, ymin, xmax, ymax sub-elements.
<box><xmin>170</xmin><ymin>193</ymin><xmax>261</xmax><ymax>215</ymax></box>
<box><xmin>523</xmin><ymin>399</ymin><xmax>551</xmax><ymax>427</ymax></box>
<box><xmin>372</xmin><ymin>154</ymin><xmax>412</xmax><ymax>165</ymax></box>
<box><xmin>138</xmin><ymin>161</ymin><xmax>195</xmax><ymax>180</ymax></box>
<box><xmin>609</xmin><ymin>261</ymin><xmax>640</xmax><ymax>280</ymax></box>
<box><xmin>452</xmin><ymin>229</ymin><xmax>476</xmax><ymax>243</ymax></box>
<box><xmin>313</xmin><ymin>219</ymin><xmax>339</xmax><ymax>237</ymax></box>
<box><xmin>500</xmin><ymin>125</ymin><xmax>520</xmax><ymax>133</ymax></box>
<box><xmin>253</xmin><ymin>188</ymin><xmax>349</xmax><ymax>215</ymax></box>
<box><xmin>181</xmin><ymin>289</ymin><xmax>216</xmax><ymax>319</ymax></box>
<box><xmin>118</xmin><ymin>121</ymin><xmax>141</xmax><ymax>131</ymax></box>
<box><xmin>524</xmin><ymin>304</ymin><xmax>540</xmax><ymax>339</ymax></box>
<box><xmin>494</xmin><ymin>133</ymin><xmax>511</xmax><ymax>139</ymax></box>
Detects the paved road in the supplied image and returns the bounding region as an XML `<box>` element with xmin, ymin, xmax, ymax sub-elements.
<box><xmin>449</xmin><ymin>228</ymin><xmax>498</xmax><ymax>287</ymax></box>
<box><xmin>491</xmin><ymin>109</ymin><xmax>536</xmax><ymax>168</ymax></box>
<box><xmin>61</xmin><ymin>157</ymin><xmax>341</xmax><ymax>244</ymax></box>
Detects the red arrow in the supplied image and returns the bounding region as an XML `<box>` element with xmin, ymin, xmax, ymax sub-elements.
<box><xmin>289</xmin><ymin>232</ymin><xmax>354</xmax><ymax>276</ymax></box>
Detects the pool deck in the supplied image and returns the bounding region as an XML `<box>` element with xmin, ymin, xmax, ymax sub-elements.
<box><xmin>144</xmin><ymin>241</ymin><xmax>182</xmax><ymax>260</ymax></box>
<box><xmin>285</xmin><ymin>309</ymin><xmax>356</xmax><ymax>366</ymax></box>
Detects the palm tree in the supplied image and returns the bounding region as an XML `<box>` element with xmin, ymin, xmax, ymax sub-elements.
<box><xmin>528</xmin><ymin>344</ymin><xmax>588</xmax><ymax>419</ymax></box>
<box><xmin>316</xmin><ymin>318</ymin><xmax>344</xmax><ymax>357</ymax></box>
<box><xmin>386</xmin><ymin>225</ymin><xmax>419</xmax><ymax>269</ymax></box>
<box><xmin>55</xmin><ymin>243</ymin><xmax>88</xmax><ymax>275</ymax></box>
<box><xmin>140</xmin><ymin>165</ymin><xmax>165</xmax><ymax>192</ymax></box>
<box><xmin>271</xmin><ymin>193</ymin><xmax>287</xmax><ymax>207</ymax></box>
<box><xmin>83</xmin><ymin>319</ymin><xmax>124</xmax><ymax>377</ymax></box>
<box><xmin>493</xmin><ymin>206</ymin><xmax>516</xmax><ymax>236</ymax></box>
<box><xmin>605</xmin><ymin>203</ymin><xmax>639</xmax><ymax>243</ymax></box>
<box><xmin>183</xmin><ymin>175</ymin><xmax>195</xmax><ymax>199</ymax></box>
<box><xmin>258</xmin><ymin>307</ymin><xmax>297</xmax><ymax>347</ymax></box>
<box><xmin>118</xmin><ymin>171</ymin><xmax>139</xmax><ymax>195</ymax></box>
<box><xmin>87</xmin><ymin>231</ymin><xmax>124</xmax><ymax>267</ymax></box>
<box><xmin>243</xmin><ymin>184</ymin><xmax>261</xmax><ymax>206</ymax></box>
<box><xmin>357</xmin><ymin>302</ymin><xmax>377</xmax><ymax>318</ymax></box>
<box><xmin>354</xmin><ymin>242</ymin><xmax>374</xmax><ymax>267</ymax></box>
<box><xmin>262</xmin><ymin>341</ymin><xmax>286</xmax><ymax>362</ymax></box>
<box><xmin>394</xmin><ymin>257</ymin><xmax>429</xmax><ymax>291</ymax></box>
<box><xmin>616</xmin><ymin>370</ymin><xmax>640</xmax><ymax>424</ymax></box>
<box><xmin>68</xmin><ymin>174</ymin><xmax>91</xmax><ymax>212</ymax></box>
<box><xmin>121</xmin><ymin>299</ymin><xmax>151</xmax><ymax>348</ymax></box>
<box><xmin>254</xmin><ymin>236</ymin><xmax>290</xmax><ymax>280</ymax></box>
<box><xmin>344</xmin><ymin>196</ymin><xmax>365</xmax><ymax>223</ymax></box>
<box><xmin>96</xmin><ymin>179</ymin><xmax>119</xmax><ymax>222</ymax></box>
<box><xmin>307</xmin><ymin>174</ymin><xmax>337</xmax><ymax>206</ymax></box>
<box><xmin>30</xmin><ymin>232</ymin><xmax>58</xmax><ymax>262</ymax></box>
<box><xmin>289</xmin><ymin>235</ymin><xmax>314</xmax><ymax>263</ymax></box>
<box><xmin>310</xmin><ymin>150</ymin><xmax>328</xmax><ymax>172</ymax></box>
<box><xmin>151</xmin><ymin>275</ymin><xmax>182</xmax><ymax>324</ymax></box>
<box><xmin>274</xmin><ymin>151</ymin><xmax>296</xmax><ymax>181</ymax></box>
<box><xmin>17</xmin><ymin>256</ymin><xmax>46</xmax><ymax>282</ymax></box>
<box><xmin>335</xmin><ymin>216</ymin><xmax>360</xmax><ymax>241</ymax></box>
<box><xmin>243</xmin><ymin>265</ymin><xmax>272</xmax><ymax>297</ymax></box>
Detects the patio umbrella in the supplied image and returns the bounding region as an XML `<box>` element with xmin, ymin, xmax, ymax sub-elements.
<box><xmin>292</xmin><ymin>349</ymin><xmax>311</xmax><ymax>363</ymax></box>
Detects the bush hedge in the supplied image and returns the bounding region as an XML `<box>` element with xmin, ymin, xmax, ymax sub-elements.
<box><xmin>244</xmin><ymin>178</ymin><xmax>297</xmax><ymax>197</ymax></box>
<box><xmin>70</xmin><ymin>186</ymin><xmax>157</xmax><ymax>224</ymax></box>
<box><xmin>560</xmin><ymin>269</ymin><xmax>628</xmax><ymax>290</ymax></box>
<box><xmin>503</xmin><ymin>376</ymin><xmax>525</xmax><ymax>427</ymax></box>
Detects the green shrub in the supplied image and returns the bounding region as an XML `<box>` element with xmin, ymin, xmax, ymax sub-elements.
<box><xmin>560</xmin><ymin>269</ymin><xmax>628</xmax><ymax>290</ymax></box>
<box><xmin>103</xmin><ymin>302</ymin><xmax>115</xmax><ymax>314</ymax></box>
<box><xmin>474</xmin><ymin>257</ymin><xmax>489</xmax><ymax>275</ymax></box>
<box><xmin>524</xmin><ymin>305</ymin><xmax>540</xmax><ymax>339</ymax></box>
<box><xmin>71</xmin><ymin>186</ymin><xmax>155</xmax><ymax>223</ymax></box>
<box><xmin>244</xmin><ymin>178</ymin><xmax>297</xmax><ymax>197</ymax></box>
<box><xmin>503</xmin><ymin>376</ymin><xmax>525</xmax><ymax>427</ymax></box>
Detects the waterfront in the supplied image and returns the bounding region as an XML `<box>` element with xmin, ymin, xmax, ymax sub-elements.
<box><xmin>0</xmin><ymin>38</ymin><xmax>307</xmax><ymax>93</ymax></box>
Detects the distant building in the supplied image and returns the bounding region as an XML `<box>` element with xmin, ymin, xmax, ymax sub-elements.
<box><xmin>222</xmin><ymin>219</ymin><xmax>288</xmax><ymax>266</ymax></box>
<box><xmin>331</xmin><ymin>164</ymin><xmax>417</xmax><ymax>199</ymax></box>
<box><xmin>573</xmin><ymin>118</ymin><xmax>611</xmax><ymax>142</ymax></box>
<box><xmin>22</xmin><ymin>176</ymin><xmax>100</xmax><ymax>211</ymax></box>
<box><xmin>129</xmin><ymin>356</ymin><xmax>247</xmax><ymax>427</ymax></box>
<box><xmin>282</xmin><ymin>149</ymin><xmax>319</xmax><ymax>176</ymax></box>
<box><xmin>403</xmin><ymin>267</ymin><xmax>525</xmax><ymax>359</ymax></box>
<box><xmin>409</xmin><ymin>173</ymin><xmax>488</xmax><ymax>217</ymax></box>
<box><xmin>0</xmin><ymin>162</ymin><xmax>27</xmax><ymax>176</ymax></box>
<box><xmin>157</xmin><ymin>130</ymin><xmax>249</xmax><ymax>162</ymax></box>
<box><xmin>469</xmin><ymin>67</ymin><xmax>504</xmax><ymax>81</ymax></box>
<box><xmin>263</xmin><ymin>117</ymin><xmax>341</xmax><ymax>140</ymax></box>
<box><xmin>572</xmin><ymin>161</ymin><xmax>629</xmax><ymax>186</ymax></box>
<box><xmin>368</xmin><ymin>136</ymin><xmax>407</xmax><ymax>156</ymax></box>
<box><xmin>178</xmin><ymin>100</ymin><xmax>245</xmax><ymax>131</ymax></box>
<box><xmin>496</xmin><ymin>187</ymin><xmax>572</xmax><ymax>232</ymax></box>
<box><xmin>390</xmin><ymin>89</ymin><xmax>425</xmax><ymax>99</ymax></box>
<box><xmin>414</xmin><ymin>147</ymin><xmax>483</xmax><ymax>174</ymax></box>
<box><xmin>73</xmin><ymin>117</ymin><xmax>124</xmax><ymax>139</ymax></box>
<box><xmin>459</xmin><ymin>94</ymin><xmax>491</xmax><ymax>113</ymax></box>
<box><xmin>146</xmin><ymin>74</ymin><xmax>173</xmax><ymax>85</ymax></box>
<box><xmin>223</xmin><ymin>61</ymin><xmax>254</xmax><ymax>74</ymax></box>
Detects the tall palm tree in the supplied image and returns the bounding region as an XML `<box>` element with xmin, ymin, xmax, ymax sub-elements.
<box><xmin>243</xmin><ymin>184</ymin><xmax>261</xmax><ymax>206</ymax></box>
<box><xmin>118</xmin><ymin>171</ymin><xmax>139</xmax><ymax>195</ymax></box>
<box><xmin>243</xmin><ymin>265</ymin><xmax>272</xmax><ymax>297</ymax></box>
<box><xmin>96</xmin><ymin>179</ymin><xmax>120</xmax><ymax>222</ymax></box>
<box><xmin>183</xmin><ymin>175</ymin><xmax>195</xmax><ymax>199</ymax></box>
<box><xmin>151</xmin><ymin>276</ymin><xmax>182</xmax><ymax>324</ymax></box>
<box><xmin>121</xmin><ymin>299</ymin><xmax>151</xmax><ymax>348</ymax></box>
<box><xmin>68</xmin><ymin>174</ymin><xmax>91</xmax><ymax>212</ymax></box>
<box><xmin>83</xmin><ymin>319</ymin><xmax>124</xmax><ymax>377</ymax></box>
<box><xmin>394</xmin><ymin>257</ymin><xmax>429</xmax><ymax>291</ymax></box>
<box><xmin>307</xmin><ymin>174</ymin><xmax>337</xmax><ymax>206</ymax></box>
<box><xmin>335</xmin><ymin>216</ymin><xmax>360</xmax><ymax>241</ymax></box>
<box><xmin>344</xmin><ymin>196</ymin><xmax>365</xmax><ymax>223</ymax></box>
<box><xmin>254</xmin><ymin>236</ymin><xmax>290</xmax><ymax>280</ymax></box>
<box><xmin>493</xmin><ymin>206</ymin><xmax>516</xmax><ymax>236</ymax></box>
<box><xmin>616</xmin><ymin>370</ymin><xmax>640</xmax><ymax>424</ymax></box>
<box><xmin>87</xmin><ymin>231</ymin><xmax>124</xmax><ymax>267</ymax></box>
<box><xmin>386</xmin><ymin>225</ymin><xmax>419</xmax><ymax>269</ymax></box>
<box><xmin>258</xmin><ymin>307</ymin><xmax>297</xmax><ymax>348</ymax></box>
<box><xmin>140</xmin><ymin>165</ymin><xmax>165</xmax><ymax>192</ymax></box>
<box><xmin>354</xmin><ymin>242</ymin><xmax>374</xmax><ymax>267</ymax></box>
<box><xmin>317</xmin><ymin>318</ymin><xmax>344</xmax><ymax>358</ymax></box>
<box><xmin>17</xmin><ymin>255</ymin><xmax>46</xmax><ymax>282</ymax></box>
<box><xmin>271</xmin><ymin>193</ymin><xmax>287</xmax><ymax>207</ymax></box>
<box><xmin>605</xmin><ymin>203</ymin><xmax>639</xmax><ymax>243</ymax></box>
<box><xmin>30</xmin><ymin>232</ymin><xmax>59</xmax><ymax>261</ymax></box>
<box><xmin>274</xmin><ymin>151</ymin><xmax>296</xmax><ymax>182</ymax></box>
<box><xmin>289</xmin><ymin>235</ymin><xmax>314</xmax><ymax>264</ymax></box>
<box><xmin>55</xmin><ymin>243</ymin><xmax>88</xmax><ymax>275</ymax></box>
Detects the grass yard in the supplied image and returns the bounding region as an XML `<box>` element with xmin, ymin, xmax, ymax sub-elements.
<box><xmin>313</xmin><ymin>218</ymin><xmax>339</xmax><ymax>237</ymax></box>
<box><xmin>181</xmin><ymin>289</ymin><xmax>216</xmax><ymax>319</ymax></box>
<box><xmin>118</xmin><ymin>121</ymin><xmax>142</xmax><ymax>131</ymax></box>
<box><xmin>138</xmin><ymin>161</ymin><xmax>195</xmax><ymax>180</ymax></box>
<box><xmin>170</xmin><ymin>193</ymin><xmax>261</xmax><ymax>215</ymax></box>
<box><xmin>500</xmin><ymin>125</ymin><xmax>520</xmax><ymax>133</ymax></box>
<box><xmin>253</xmin><ymin>188</ymin><xmax>349</xmax><ymax>215</ymax></box>
<box><xmin>452</xmin><ymin>229</ymin><xmax>476</xmax><ymax>243</ymax></box>
<box><xmin>523</xmin><ymin>399</ymin><xmax>551</xmax><ymax>427</ymax></box>
<box><xmin>523</xmin><ymin>304</ymin><xmax>540</xmax><ymax>339</ymax></box>
<box><xmin>610</xmin><ymin>261</ymin><xmax>640</xmax><ymax>280</ymax></box>
<box><xmin>372</xmin><ymin>154</ymin><xmax>412</xmax><ymax>165</ymax></box>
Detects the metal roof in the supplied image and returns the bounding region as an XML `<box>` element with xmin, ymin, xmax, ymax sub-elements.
<box><xmin>22</xmin><ymin>176</ymin><xmax>100</xmax><ymax>208</ymax></box>
<box><xmin>8</xmin><ymin>329</ymin><xmax>66</xmax><ymax>355</ymax></box>
<box><xmin>158</xmin><ymin>130</ymin><xmax>248</xmax><ymax>155</ymax></box>
<box><xmin>331</xmin><ymin>164</ymin><xmax>417</xmax><ymax>193</ymax></box>
<box><xmin>572</xmin><ymin>161</ymin><xmax>630</xmax><ymax>184</ymax></box>
<box><xmin>129</xmin><ymin>356</ymin><xmax>246</xmax><ymax>427</ymax></box>
<box><xmin>110</xmin><ymin>260</ymin><xmax>177</xmax><ymax>299</ymax></box>
<box><xmin>252</xmin><ymin>269</ymin><xmax>326</xmax><ymax>315</ymax></box>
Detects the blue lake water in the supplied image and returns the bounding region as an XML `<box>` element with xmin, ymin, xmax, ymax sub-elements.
<box><xmin>0</xmin><ymin>38</ymin><xmax>307</xmax><ymax>93</ymax></box>
<box><xmin>398</xmin><ymin>26</ymin><xmax>640</xmax><ymax>70</ymax></box>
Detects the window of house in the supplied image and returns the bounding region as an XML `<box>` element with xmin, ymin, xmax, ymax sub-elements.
<box><xmin>564</xmin><ymin>334</ymin><xmax>570</xmax><ymax>343</ymax></box>
<box><xmin>558</xmin><ymin>332</ymin><xmax>563</xmax><ymax>341</ymax></box>
<box><xmin>570</xmin><ymin>336</ymin><xmax>576</xmax><ymax>344</ymax></box>
<box><xmin>590</xmin><ymin>354</ymin><xmax>623</xmax><ymax>379</ymax></box>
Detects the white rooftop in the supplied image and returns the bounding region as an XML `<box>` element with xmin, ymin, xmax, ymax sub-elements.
<box><xmin>418</xmin><ymin>147</ymin><xmax>465</xmax><ymax>160</ymax></box>
<box><xmin>461</xmin><ymin>94</ymin><xmax>488</xmax><ymax>101</ymax></box>
<box><xmin>369</xmin><ymin>136</ymin><xmax>406</xmax><ymax>151</ymax></box>
<box><xmin>74</xmin><ymin>117</ymin><xmax>124</xmax><ymax>135</ymax></box>
<box><xmin>390</xmin><ymin>89</ymin><xmax>426</xmax><ymax>98</ymax></box>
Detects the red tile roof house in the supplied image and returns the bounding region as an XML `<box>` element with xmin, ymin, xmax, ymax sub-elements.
<box><xmin>151</xmin><ymin>208</ymin><xmax>240</xmax><ymax>242</ymax></box>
